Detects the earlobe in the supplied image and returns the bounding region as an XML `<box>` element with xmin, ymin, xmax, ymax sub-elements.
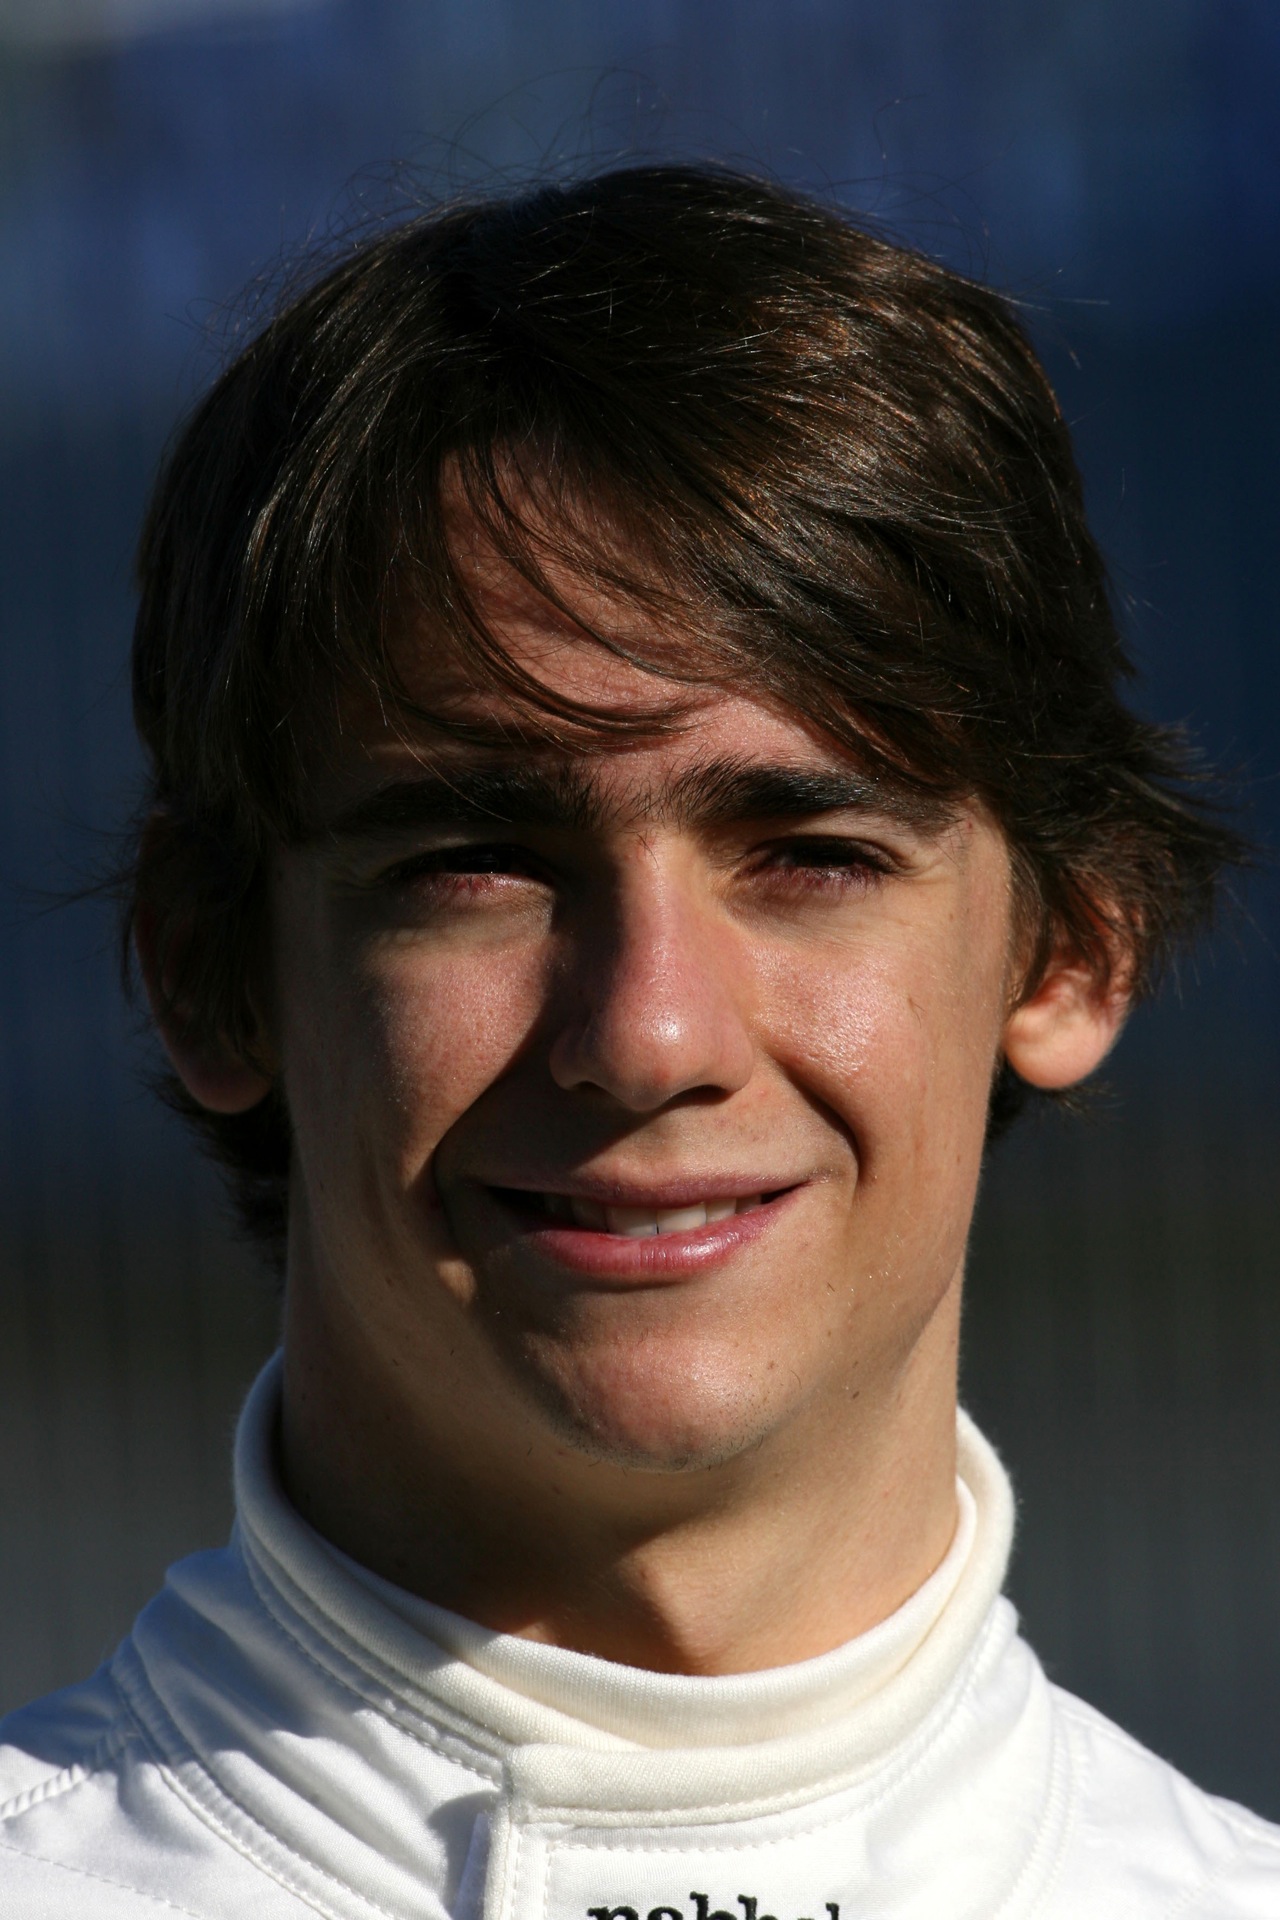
<box><xmin>135</xmin><ymin>902</ymin><xmax>274</xmax><ymax>1116</ymax></box>
<box><xmin>1001</xmin><ymin>953</ymin><xmax>1130</xmax><ymax>1092</ymax></box>
<box><xmin>157</xmin><ymin>1027</ymin><xmax>274</xmax><ymax>1117</ymax></box>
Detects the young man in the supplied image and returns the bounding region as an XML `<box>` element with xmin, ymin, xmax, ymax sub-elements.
<box><xmin>1</xmin><ymin>165</ymin><xmax>1274</xmax><ymax>1916</ymax></box>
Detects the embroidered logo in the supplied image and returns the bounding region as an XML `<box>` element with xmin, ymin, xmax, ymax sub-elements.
<box><xmin>589</xmin><ymin>1895</ymin><xmax>840</xmax><ymax>1920</ymax></box>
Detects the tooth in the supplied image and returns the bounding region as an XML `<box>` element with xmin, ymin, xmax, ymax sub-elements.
<box><xmin>654</xmin><ymin>1205</ymin><xmax>708</xmax><ymax>1234</ymax></box>
<box><xmin>604</xmin><ymin>1205</ymin><xmax>659</xmax><ymax>1237</ymax></box>
<box><xmin>563</xmin><ymin>1195</ymin><xmax>768</xmax><ymax>1234</ymax></box>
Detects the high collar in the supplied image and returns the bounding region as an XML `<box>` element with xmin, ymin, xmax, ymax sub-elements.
<box><xmin>114</xmin><ymin>1356</ymin><xmax>1036</xmax><ymax>1919</ymax></box>
<box><xmin>222</xmin><ymin>1353</ymin><xmax>1015</xmax><ymax>1810</ymax></box>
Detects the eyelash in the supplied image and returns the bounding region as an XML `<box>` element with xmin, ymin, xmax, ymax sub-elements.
<box><xmin>753</xmin><ymin>837</ymin><xmax>895</xmax><ymax>890</ymax></box>
<box><xmin>381</xmin><ymin>845</ymin><xmax>538</xmax><ymax>895</ymax></box>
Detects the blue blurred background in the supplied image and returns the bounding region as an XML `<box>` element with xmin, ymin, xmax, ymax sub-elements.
<box><xmin>0</xmin><ymin>0</ymin><xmax>1277</xmax><ymax>1811</ymax></box>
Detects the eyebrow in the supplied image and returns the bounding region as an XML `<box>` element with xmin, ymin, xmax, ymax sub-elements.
<box><xmin>310</xmin><ymin>756</ymin><xmax>948</xmax><ymax>845</ymax></box>
<box><xmin>312</xmin><ymin>764</ymin><xmax>607</xmax><ymax>842</ymax></box>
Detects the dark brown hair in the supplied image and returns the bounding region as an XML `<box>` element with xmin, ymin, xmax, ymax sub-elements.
<box><xmin>129</xmin><ymin>163</ymin><xmax>1243</xmax><ymax>1256</ymax></box>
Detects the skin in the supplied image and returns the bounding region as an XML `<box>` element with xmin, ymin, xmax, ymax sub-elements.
<box><xmin>144</xmin><ymin>554</ymin><xmax>1126</xmax><ymax>1677</ymax></box>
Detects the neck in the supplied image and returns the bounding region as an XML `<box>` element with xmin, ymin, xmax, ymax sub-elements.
<box><xmin>279</xmin><ymin>1274</ymin><xmax>962</xmax><ymax>1677</ymax></box>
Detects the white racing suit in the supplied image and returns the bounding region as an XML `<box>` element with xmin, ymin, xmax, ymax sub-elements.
<box><xmin>2</xmin><ymin>1356</ymin><xmax>1277</xmax><ymax>1918</ymax></box>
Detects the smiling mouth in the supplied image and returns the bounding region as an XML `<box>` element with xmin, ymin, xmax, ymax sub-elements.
<box><xmin>497</xmin><ymin>1190</ymin><xmax>782</xmax><ymax>1237</ymax></box>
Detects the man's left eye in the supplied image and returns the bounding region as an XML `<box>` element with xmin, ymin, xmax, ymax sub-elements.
<box><xmin>757</xmin><ymin>836</ymin><xmax>894</xmax><ymax>888</ymax></box>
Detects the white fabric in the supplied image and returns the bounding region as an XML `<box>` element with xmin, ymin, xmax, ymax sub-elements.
<box><xmin>0</xmin><ymin>1353</ymin><xmax>1276</xmax><ymax>1918</ymax></box>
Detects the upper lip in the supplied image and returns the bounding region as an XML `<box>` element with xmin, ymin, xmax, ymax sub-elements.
<box><xmin>489</xmin><ymin>1177</ymin><xmax>800</xmax><ymax>1208</ymax></box>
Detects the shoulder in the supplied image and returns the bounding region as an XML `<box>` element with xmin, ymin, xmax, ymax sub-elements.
<box><xmin>0</xmin><ymin>1657</ymin><xmax>306</xmax><ymax>1919</ymax></box>
<box><xmin>1046</xmin><ymin>1680</ymin><xmax>1280</xmax><ymax>1916</ymax></box>
<box><xmin>0</xmin><ymin>1665</ymin><xmax>187</xmax><ymax>1916</ymax></box>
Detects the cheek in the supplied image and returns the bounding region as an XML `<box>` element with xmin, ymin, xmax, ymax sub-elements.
<box><xmin>776</xmin><ymin>953</ymin><xmax>991</xmax><ymax>1323</ymax></box>
<box><xmin>282</xmin><ymin>940</ymin><xmax>549</xmax><ymax>1195</ymax></box>
<box><xmin>761</xmin><ymin>947</ymin><xmax>928</xmax><ymax>1147</ymax></box>
<box><xmin>759</xmin><ymin>921</ymin><xmax>1006</xmax><ymax>1196</ymax></box>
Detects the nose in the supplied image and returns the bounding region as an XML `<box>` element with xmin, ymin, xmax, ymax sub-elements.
<box><xmin>547</xmin><ymin>856</ymin><xmax>755</xmax><ymax>1111</ymax></box>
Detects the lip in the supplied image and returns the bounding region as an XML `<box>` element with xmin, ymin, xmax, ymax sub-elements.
<box><xmin>485</xmin><ymin>1181</ymin><xmax>803</xmax><ymax>1283</ymax></box>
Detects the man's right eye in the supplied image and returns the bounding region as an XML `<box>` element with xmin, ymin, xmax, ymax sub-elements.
<box><xmin>379</xmin><ymin>843</ymin><xmax>546</xmax><ymax>895</ymax></box>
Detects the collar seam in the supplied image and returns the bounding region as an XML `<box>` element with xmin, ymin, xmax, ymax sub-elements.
<box><xmin>239</xmin><ymin>1525</ymin><xmax>507</xmax><ymax>1784</ymax></box>
<box><xmin>1054</xmin><ymin>1703</ymin><xmax>1249</xmax><ymax>1920</ymax></box>
<box><xmin>110</xmin><ymin>1637</ymin><xmax>409</xmax><ymax>1920</ymax></box>
<box><xmin>987</xmin><ymin>1695</ymin><xmax>1076</xmax><ymax>1920</ymax></box>
<box><xmin>0</xmin><ymin>1718</ymin><xmax>133</xmax><ymax>1824</ymax></box>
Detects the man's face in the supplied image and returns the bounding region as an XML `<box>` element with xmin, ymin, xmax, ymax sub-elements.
<box><xmin>268</xmin><ymin>570</ymin><xmax>1016</xmax><ymax>1484</ymax></box>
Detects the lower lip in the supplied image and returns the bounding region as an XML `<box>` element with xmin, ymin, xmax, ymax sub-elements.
<box><xmin>492</xmin><ymin>1188</ymin><xmax>801</xmax><ymax>1282</ymax></box>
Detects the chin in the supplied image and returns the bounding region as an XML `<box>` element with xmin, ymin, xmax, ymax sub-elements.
<box><xmin>514</xmin><ymin>1328</ymin><xmax>783</xmax><ymax>1473</ymax></box>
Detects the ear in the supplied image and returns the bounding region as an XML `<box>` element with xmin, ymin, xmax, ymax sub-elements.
<box><xmin>1001</xmin><ymin>946</ymin><xmax>1130</xmax><ymax>1091</ymax></box>
<box><xmin>135</xmin><ymin>900</ymin><xmax>274</xmax><ymax>1116</ymax></box>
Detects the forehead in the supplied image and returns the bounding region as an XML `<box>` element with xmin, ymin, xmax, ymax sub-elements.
<box><xmin>331</xmin><ymin>538</ymin><xmax>850</xmax><ymax>805</ymax></box>
<box><xmin>397</xmin><ymin>504</ymin><xmax>705</xmax><ymax>708</ymax></box>
<box><xmin>313</xmin><ymin>513</ymin><xmax>953</xmax><ymax>835</ymax></box>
